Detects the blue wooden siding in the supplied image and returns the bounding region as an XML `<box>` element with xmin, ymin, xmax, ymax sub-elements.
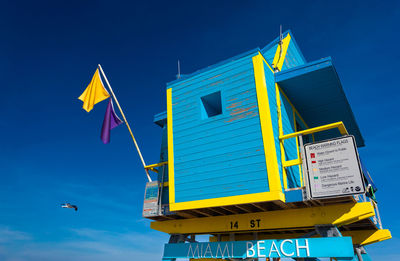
<box><xmin>280</xmin><ymin>93</ymin><xmax>301</xmax><ymax>188</ymax></box>
<box><xmin>159</xmin><ymin>126</ymin><xmax>168</xmax><ymax>165</ymax></box>
<box><xmin>159</xmin><ymin>125</ymin><xmax>169</xmax><ymax>184</ymax></box>
<box><xmin>281</xmin><ymin>40</ymin><xmax>306</xmax><ymax>71</ymax></box>
<box><xmin>262</xmin><ymin>60</ymin><xmax>284</xmax><ymax>190</ymax></box>
<box><xmin>158</xmin><ymin>126</ymin><xmax>170</xmax><ymax>205</ymax></box>
<box><xmin>169</xmin><ymin>54</ymin><xmax>269</xmax><ymax>203</ymax></box>
<box><xmin>295</xmin><ymin>113</ymin><xmax>307</xmax><ymax>130</ymax></box>
<box><xmin>262</xmin><ymin>43</ymin><xmax>278</xmax><ymax>66</ymax></box>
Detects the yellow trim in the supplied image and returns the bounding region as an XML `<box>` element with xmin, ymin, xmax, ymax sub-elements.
<box><xmin>144</xmin><ymin>161</ymin><xmax>168</xmax><ymax>173</ymax></box>
<box><xmin>252</xmin><ymin>53</ymin><xmax>283</xmax><ymax>194</ymax></box>
<box><xmin>144</xmin><ymin>161</ymin><xmax>168</xmax><ymax>169</ymax></box>
<box><xmin>293</xmin><ymin>109</ymin><xmax>303</xmax><ymax>186</ymax></box>
<box><xmin>170</xmin><ymin>191</ymin><xmax>285</xmax><ymax>211</ymax></box>
<box><xmin>151</xmin><ymin>202</ymin><xmax>375</xmax><ymax>234</ymax></box>
<box><xmin>272</xmin><ymin>33</ymin><xmax>291</xmax><ymax>71</ymax></box>
<box><xmin>276</xmin><ymin>84</ymin><xmax>287</xmax><ymax>190</ymax></box>
<box><xmin>283</xmin><ymin>159</ymin><xmax>301</xmax><ymax>168</ymax></box>
<box><xmin>166</xmin><ymin>88</ymin><xmax>175</xmax><ymax>204</ymax></box>
<box><xmin>210</xmin><ymin>229</ymin><xmax>392</xmax><ymax>246</ymax></box>
<box><xmin>280</xmin><ymin>121</ymin><xmax>348</xmax><ymax>141</ymax></box>
<box><xmin>147</xmin><ymin>168</ymin><xmax>158</xmax><ymax>173</ymax></box>
<box><xmin>160</xmin><ymin>181</ymin><xmax>169</xmax><ymax>187</ymax></box>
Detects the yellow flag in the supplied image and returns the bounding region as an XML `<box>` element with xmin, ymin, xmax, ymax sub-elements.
<box><xmin>78</xmin><ymin>69</ymin><xmax>110</xmax><ymax>112</ymax></box>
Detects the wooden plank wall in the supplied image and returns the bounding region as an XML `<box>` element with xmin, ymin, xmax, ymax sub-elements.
<box><xmin>169</xmin><ymin>54</ymin><xmax>269</xmax><ymax>203</ymax></box>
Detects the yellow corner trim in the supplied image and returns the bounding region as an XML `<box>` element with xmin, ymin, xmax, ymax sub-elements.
<box><xmin>151</xmin><ymin>202</ymin><xmax>374</xmax><ymax>234</ymax></box>
<box><xmin>252</xmin><ymin>53</ymin><xmax>283</xmax><ymax>193</ymax></box>
<box><xmin>170</xmin><ymin>191</ymin><xmax>285</xmax><ymax>211</ymax></box>
<box><xmin>272</xmin><ymin>33</ymin><xmax>291</xmax><ymax>71</ymax></box>
<box><xmin>166</xmin><ymin>88</ymin><xmax>175</xmax><ymax>204</ymax></box>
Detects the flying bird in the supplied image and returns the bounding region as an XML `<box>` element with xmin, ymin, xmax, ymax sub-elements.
<box><xmin>61</xmin><ymin>203</ymin><xmax>78</xmax><ymax>211</ymax></box>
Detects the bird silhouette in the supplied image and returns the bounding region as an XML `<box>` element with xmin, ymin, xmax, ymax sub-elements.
<box><xmin>61</xmin><ymin>203</ymin><xmax>78</xmax><ymax>211</ymax></box>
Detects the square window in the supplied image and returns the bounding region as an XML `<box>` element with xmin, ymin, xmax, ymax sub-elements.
<box><xmin>201</xmin><ymin>91</ymin><xmax>222</xmax><ymax>119</ymax></box>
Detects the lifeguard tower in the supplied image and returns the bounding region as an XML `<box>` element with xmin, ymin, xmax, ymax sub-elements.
<box><xmin>142</xmin><ymin>30</ymin><xmax>391</xmax><ymax>260</ymax></box>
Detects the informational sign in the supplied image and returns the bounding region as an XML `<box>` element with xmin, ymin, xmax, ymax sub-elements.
<box><xmin>163</xmin><ymin>237</ymin><xmax>354</xmax><ymax>259</ymax></box>
<box><xmin>142</xmin><ymin>181</ymin><xmax>159</xmax><ymax>217</ymax></box>
<box><xmin>304</xmin><ymin>136</ymin><xmax>365</xmax><ymax>199</ymax></box>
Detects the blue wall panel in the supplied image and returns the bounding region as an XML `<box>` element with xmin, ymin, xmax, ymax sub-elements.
<box><xmin>262</xmin><ymin>43</ymin><xmax>278</xmax><ymax>66</ymax></box>
<box><xmin>158</xmin><ymin>126</ymin><xmax>170</xmax><ymax>205</ymax></box>
<box><xmin>262</xmin><ymin>60</ymin><xmax>284</xmax><ymax>190</ymax></box>
<box><xmin>169</xmin><ymin>54</ymin><xmax>269</xmax><ymax>203</ymax></box>
<box><xmin>280</xmin><ymin>93</ymin><xmax>301</xmax><ymax>188</ymax></box>
<box><xmin>281</xmin><ymin>40</ymin><xmax>306</xmax><ymax>71</ymax></box>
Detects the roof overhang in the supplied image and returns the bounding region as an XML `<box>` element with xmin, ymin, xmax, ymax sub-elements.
<box><xmin>154</xmin><ymin>111</ymin><xmax>167</xmax><ymax>127</ymax></box>
<box><xmin>275</xmin><ymin>57</ymin><xmax>364</xmax><ymax>147</ymax></box>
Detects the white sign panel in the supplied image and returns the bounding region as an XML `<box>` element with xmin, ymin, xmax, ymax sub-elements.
<box><xmin>143</xmin><ymin>181</ymin><xmax>159</xmax><ymax>217</ymax></box>
<box><xmin>304</xmin><ymin>136</ymin><xmax>365</xmax><ymax>199</ymax></box>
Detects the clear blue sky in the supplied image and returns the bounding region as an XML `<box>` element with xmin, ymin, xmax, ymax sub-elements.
<box><xmin>1</xmin><ymin>1</ymin><xmax>399</xmax><ymax>260</ymax></box>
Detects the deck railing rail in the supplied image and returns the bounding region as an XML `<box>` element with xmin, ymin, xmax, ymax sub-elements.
<box><xmin>279</xmin><ymin>121</ymin><xmax>349</xmax><ymax>198</ymax></box>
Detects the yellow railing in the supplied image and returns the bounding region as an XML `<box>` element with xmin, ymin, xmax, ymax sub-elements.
<box><xmin>279</xmin><ymin>121</ymin><xmax>348</xmax><ymax>190</ymax></box>
<box><xmin>279</xmin><ymin>121</ymin><xmax>348</xmax><ymax>141</ymax></box>
<box><xmin>144</xmin><ymin>161</ymin><xmax>168</xmax><ymax>173</ymax></box>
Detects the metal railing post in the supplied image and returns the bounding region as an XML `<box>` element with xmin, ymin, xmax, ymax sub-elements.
<box><xmin>372</xmin><ymin>201</ymin><xmax>383</xmax><ymax>229</ymax></box>
<box><xmin>298</xmin><ymin>134</ymin><xmax>311</xmax><ymax>200</ymax></box>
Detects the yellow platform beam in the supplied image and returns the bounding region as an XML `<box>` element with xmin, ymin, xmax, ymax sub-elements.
<box><xmin>343</xmin><ymin>229</ymin><xmax>392</xmax><ymax>245</ymax></box>
<box><xmin>209</xmin><ymin>229</ymin><xmax>391</xmax><ymax>246</ymax></box>
<box><xmin>151</xmin><ymin>202</ymin><xmax>375</xmax><ymax>234</ymax></box>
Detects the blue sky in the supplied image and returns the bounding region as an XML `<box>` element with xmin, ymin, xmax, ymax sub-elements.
<box><xmin>1</xmin><ymin>0</ymin><xmax>399</xmax><ymax>260</ymax></box>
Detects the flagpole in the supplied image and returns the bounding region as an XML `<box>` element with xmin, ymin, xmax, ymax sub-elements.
<box><xmin>98</xmin><ymin>64</ymin><xmax>152</xmax><ymax>182</ymax></box>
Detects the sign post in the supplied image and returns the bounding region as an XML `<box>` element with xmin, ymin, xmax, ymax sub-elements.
<box><xmin>304</xmin><ymin>136</ymin><xmax>365</xmax><ymax>199</ymax></box>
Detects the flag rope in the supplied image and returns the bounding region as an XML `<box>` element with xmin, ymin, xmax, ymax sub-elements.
<box><xmin>98</xmin><ymin>64</ymin><xmax>152</xmax><ymax>182</ymax></box>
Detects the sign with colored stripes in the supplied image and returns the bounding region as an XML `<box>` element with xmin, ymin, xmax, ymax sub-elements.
<box><xmin>304</xmin><ymin>135</ymin><xmax>365</xmax><ymax>199</ymax></box>
<box><xmin>163</xmin><ymin>237</ymin><xmax>354</xmax><ymax>259</ymax></box>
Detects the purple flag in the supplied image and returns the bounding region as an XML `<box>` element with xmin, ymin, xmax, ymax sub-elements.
<box><xmin>101</xmin><ymin>99</ymin><xmax>123</xmax><ymax>144</ymax></box>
